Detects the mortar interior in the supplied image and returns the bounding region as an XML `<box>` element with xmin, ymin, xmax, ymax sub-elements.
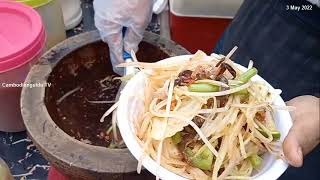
<box><xmin>45</xmin><ymin>41</ymin><xmax>169</xmax><ymax>147</ymax></box>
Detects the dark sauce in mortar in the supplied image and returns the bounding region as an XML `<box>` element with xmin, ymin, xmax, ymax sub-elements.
<box><xmin>45</xmin><ymin>41</ymin><xmax>169</xmax><ymax>147</ymax></box>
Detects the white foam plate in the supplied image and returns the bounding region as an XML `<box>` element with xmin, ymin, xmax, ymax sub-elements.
<box><xmin>117</xmin><ymin>54</ymin><xmax>292</xmax><ymax>180</ymax></box>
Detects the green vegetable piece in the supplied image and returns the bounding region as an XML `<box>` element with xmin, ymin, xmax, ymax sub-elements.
<box><xmin>248</xmin><ymin>154</ymin><xmax>263</xmax><ymax>169</ymax></box>
<box><xmin>188</xmin><ymin>83</ymin><xmax>219</xmax><ymax>92</ymax></box>
<box><xmin>235</xmin><ymin>89</ymin><xmax>248</xmax><ymax>95</ymax></box>
<box><xmin>258</xmin><ymin>129</ymin><xmax>268</xmax><ymax>137</ymax></box>
<box><xmin>190</xmin><ymin>147</ymin><xmax>213</xmax><ymax>171</ymax></box>
<box><xmin>172</xmin><ymin>132</ymin><xmax>182</xmax><ymax>145</ymax></box>
<box><xmin>258</xmin><ymin>129</ymin><xmax>281</xmax><ymax>141</ymax></box>
<box><xmin>271</xmin><ymin>131</ymin><xmax>281</xmax><ymax>140</ymax></box>
<box><xmin>239</xmin><ymin>92</ymin><xmax>250</xmax><ymax>100</ymax></box>
<box><xmin>185</xmin><ymin>147</ymin><xmax>194</xmax><ymax>157</ymax></box>
<box><xmin>238</xmin><ymin>68</ymin><xmax>258</xmax><ymax>83</ymax></box>
<box><xmin>233</xmin><ymin>87</ymin><xmax>249</xmax><ymax>95</ymax></box>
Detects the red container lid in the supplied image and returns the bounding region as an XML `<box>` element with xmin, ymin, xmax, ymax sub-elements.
<box><xmin>0</xmin><ymin>1</ymin><xmax>46</xmax><ymax>73</ymax></box>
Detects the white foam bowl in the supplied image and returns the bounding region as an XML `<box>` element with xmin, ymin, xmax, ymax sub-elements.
<box><xmin>117</xmin><ymin>54</ymin><xmax>292</xmax><ymax>180</ymax></box>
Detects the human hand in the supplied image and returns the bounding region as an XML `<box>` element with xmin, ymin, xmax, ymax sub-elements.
<box><xmin>93</xmin><ymin>0</ymin><xmax>153</xmax><ymax>75</ymax></box>
<box><xmin>0</xmin><ymin>158</ymin><xmax>13</xmax><ymax>180</ymax></box>
<box><xmin>283</xmin><ymin>95</ymin><xmax>320</xmax><ymax>167</ymax></box>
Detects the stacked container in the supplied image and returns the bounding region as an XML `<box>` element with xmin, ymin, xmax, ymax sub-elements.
<box><xmin>169</xmin><ymin>0</ymin><xmax>243</xmax><ymax>54</ymax></box>
<box><xmin>16</xmin><ymin>0</ymin><xmax>66</xmax><ymax>48</ymax></box>
<box><xmin>0</xmin><ymin>1</ymin><xmax>46</xmax><ymax>132</ymax></box>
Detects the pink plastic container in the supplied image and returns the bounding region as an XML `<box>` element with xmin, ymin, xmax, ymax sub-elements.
<box><xmin>0</xmin><ymin>1</ymin><xmax>46</xmax><ymax>132</ymax></box>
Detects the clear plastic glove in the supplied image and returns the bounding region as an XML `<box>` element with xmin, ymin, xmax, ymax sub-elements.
<box><xmin>93</xmin><ymin>0</ymin><xmax>153</xmax><ymax>75</ymax></box>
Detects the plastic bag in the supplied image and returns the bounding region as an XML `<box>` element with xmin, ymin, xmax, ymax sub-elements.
<box><xmin>93</xmin><ymin>0</ymin><xmax>153</xmax><ymax>75</ymax></box>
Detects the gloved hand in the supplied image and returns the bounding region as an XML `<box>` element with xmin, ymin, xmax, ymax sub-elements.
<box><xmin>93</xmin><ymin>0</ymin><xmax>153</xmax><ymax>75</ymax></box>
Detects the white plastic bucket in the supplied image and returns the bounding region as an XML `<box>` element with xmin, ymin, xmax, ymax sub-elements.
<box><xmin>58</xmin><ymin>0</ymin><xmax>83</xmax><ymax>30</ymax></box>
